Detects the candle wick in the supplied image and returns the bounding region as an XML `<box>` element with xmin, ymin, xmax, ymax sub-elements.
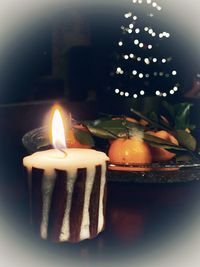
<box><xmin>59</xmin><ymin>149</ymin><xmax>67</xmax><ymax>158</ymax></box>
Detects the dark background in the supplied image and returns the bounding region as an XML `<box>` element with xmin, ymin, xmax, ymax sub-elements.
<box><xmin>0</xmin><ymin>1</ymin><xmax>200</xmax><ymax>266</ymax></box>
<box><xmin>0</xmin><ymin>1</ymin><xmax>199</xmax><ymax>106</ymax></box>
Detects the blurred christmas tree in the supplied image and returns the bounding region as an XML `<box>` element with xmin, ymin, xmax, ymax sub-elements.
<box><xmin>108</xmin><ymin>0</ymin><xmax>181</xmax><ymax>99</ymax></box>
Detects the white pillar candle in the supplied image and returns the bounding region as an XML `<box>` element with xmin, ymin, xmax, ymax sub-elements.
<box><xmin>23</xmin><ymin>148</ymin><xmax>108</xmax><ymax>243</ymax></box>
<box><xmin>23</xmin><ymin>106</ymin><xmax>109</xmax><ymax>243</ymax></box>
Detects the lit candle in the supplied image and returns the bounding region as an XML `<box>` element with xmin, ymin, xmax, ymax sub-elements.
<box><xmin>23</xmin><ymin>105</ymin><xmax>109</xmax><ymax>243</ymax></box>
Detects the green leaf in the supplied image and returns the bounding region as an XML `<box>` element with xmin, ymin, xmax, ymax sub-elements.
<box><xmin>84</xmin><ymin>124</ymin><xmax>118</xmax><ymax>139</ymax></box>
<box><xmin>174</xmin><ymin>103</ymin><xmax>194</xmax><ymax>130</ymax></box>
<box><xmin>73</xmin><ymin>128</ymin><xmax>95</xmax><ymax>147</ymax></box>
<box><xmin>143</xmin><ymin>133</ymin><xmax>187</xmax><ymax>153</ymax></box>
<box><xmin>176</xmin><ymin>130</ymin><xmax>197</xmax><ymax>151</ymax></box>
<box><xmin>130</xmin><ymin>108</ymin><xmax>172</xmax><ymax>132</ymax></box>
<box><xmin>163</xmin><ymin>102</ymin><xmax>195</xmax><ymax>131</ymax></box>
<box><xmin>84</xmin><ymin>119</ymin><xmax>144</xmax><ymax>139</ymax></box>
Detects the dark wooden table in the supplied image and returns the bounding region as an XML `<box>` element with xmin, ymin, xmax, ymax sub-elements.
<box><xmin>1</xmin><ymin>100</ymin><xmax>200</xmax><ymax>266</ymax></box>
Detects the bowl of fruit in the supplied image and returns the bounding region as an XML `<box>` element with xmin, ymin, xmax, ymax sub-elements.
<box><xmin>22</xmin><ymin>102</ymin><xmax>200</xmax><ymax>183</ymax></box>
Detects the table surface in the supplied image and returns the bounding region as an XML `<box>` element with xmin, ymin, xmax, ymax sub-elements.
<box><xmin>1</xmin><ymin>100</ymin><xmax>200</xmax><ymax>265</ymax></box>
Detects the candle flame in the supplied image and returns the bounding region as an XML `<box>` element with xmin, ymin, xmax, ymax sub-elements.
<box><xmin>51</xmin><ymin>106</ymin><xmax>67</xmax><ymax>150</ymax></box>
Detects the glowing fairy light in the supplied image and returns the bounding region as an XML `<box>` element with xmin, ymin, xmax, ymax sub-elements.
<box><xmin>124</xmin><ymin>12</ymin><xmax>132</xmax><ymax>18</ymax></box>
<box><xmin>148</xmin><ymin>29</ymin><xmax>153</xmax><ymax>34</ymax></box>
<box><xmin>125</xmin><ymin>92</ymin><xmax>129</xmax><ymax>97</ymax></box>
<box><xmin>172</xmin><ymin>70</ymin><xmax>177</xmax><ymax>75</ymax></box>
<box><xmin>156</xmin><ymin>90</ymin><xmax>160</xmax><ymax>96</ymax></box>
<box><xmin>116</xmin><ymin>67</ymin><xmax>124</xmax><ymax>74</ymax></box>
<box><xmin>134</xmin><ymin>39</ymin><xmax>139</xmax><ymax>45</ymax></box>
<box><xmin>140</xmin><ymin>90</ymin><xmax>145</xmax><ymax>95</ymax></box>
<box><xmin>118</xmin><ymin>41</ymin><xmax>123</xmax><ymax>46</ymax></box>
<box><xmin>115</xmin><ymin>89</ymin><xmax>120</xmax><ymax>94</ymax></box>
<box><xmin>152</xmin><ymin>2</ymin><xmax>157</xmax><ymax>7</ymax></box>
<box><xmin>133</xmin><ymin>94</ymin><xmax>138</xmax><ymax>98</ymax></box>
<box><xmin>132</xmin><ymin>70</ymin><xmax>137</xmax><ymax>75</ymax></box>
<box><xmin>135</xmin><ymin>28</ymin><xmax>140</xmax><ymax>33</ymax></box>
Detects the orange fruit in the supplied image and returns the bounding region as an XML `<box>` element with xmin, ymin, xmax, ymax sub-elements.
<box><xmin>108</xmin><ymin>137</ymin><xmax>152</xmax><ymax>171</ymax></box>
<box><xmin>147</xmin><ymin>130</ymin><xmax>179</xmax><ymax>161</ymax></box>
<box><xmin>109</xmin><ymin>117</ymin><xmax>139</xmax><ymax>144</ymax></box>
<box><xmin>66</xmin><ymin>124</ymin><xmax>92</xmax><ymax>149</ymax></box>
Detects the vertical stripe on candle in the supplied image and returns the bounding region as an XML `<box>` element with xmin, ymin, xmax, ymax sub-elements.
<box><xmin>59</xmin><ymin>169</ymin><xmax>77</xmax><ymax>241</ymax></box>
<box><xmin>98</xmin><ymin>162</ymin><xmax>107</xmax><ymax>233</ymax></box>
<box><xmin>31</xmin><ymin>167</ymin><xmax>44</xmax><ymax>235</ymax></box>
<box><xmin>79</xmin><ymin>166</ymin><xmax>96</xmax><ymax>240</ymax></box>
<box><xmin>40</xmin><ymin>171</ymin><xmax>56</xmax><ymax>239</ymax></box>
<box><xmin>69</xmin><ymin>168</ymin><xmax>87</xmax><ymax>243</ymax></box>
<box><xmin>48</xmin><ymin>170</ymin><xmax>67</xmax><ymax>242</ymax></box>
<box><xmin>89</xmin><ymin>165</ymin><xmax>101</xmax><ymax>238</ymax></box>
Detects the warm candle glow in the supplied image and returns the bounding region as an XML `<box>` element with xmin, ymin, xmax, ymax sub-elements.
<box><xmin>51</xmin><ymin>106</ymin><xmax>67</xmax><ymax>150</ymax></box>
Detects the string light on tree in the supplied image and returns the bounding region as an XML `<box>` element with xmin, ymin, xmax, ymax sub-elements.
<box><xmin>135</xmin><ymin>28</ymin><xmax>140</xmax><ymax>33</ymax></box>
<box><xmin>140</xmin><ymin>90</ymin><xmax>145</xmax><ymax>95</ymax></box>
<box><xmin>124</xmin><ymin>12</ymin><xmax>132</xmax><ymax>18</ymax></box>
<box><xmin>109</xmin><ymin>0</ymin><xmax>181</xmax><ymax>98</ymax></box>
<box><xmin>125</xmin><ymin>92</ymin><xmax>130</xmax><ymax>97</ymax></box>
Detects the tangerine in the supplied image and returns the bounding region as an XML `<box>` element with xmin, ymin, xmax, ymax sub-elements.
<box><xmin>66</xmin><ymin>124</ymin><xmax>92</xmax><ymax>149</ymax></box>
<box><xmin>147</xmin><ymin>130</ymin><xmax>178</xmax><ymax>161</ymax></box>
<box><xmin>108</xmin><ymin>137</ymin><xmax>152</xmax><ymax>171</ymax></box>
